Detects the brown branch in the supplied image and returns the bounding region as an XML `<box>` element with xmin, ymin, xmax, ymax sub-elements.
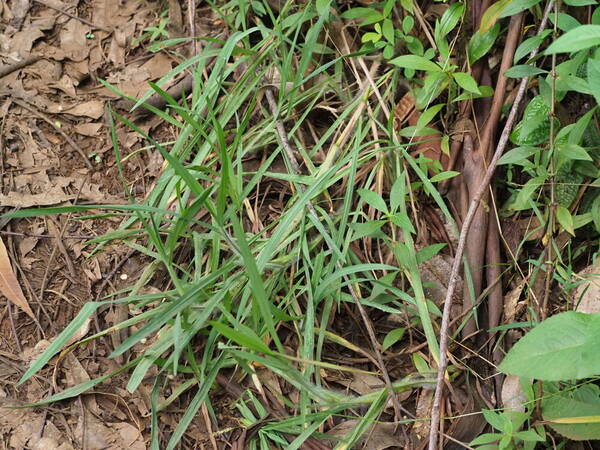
<box><xmin>460</xmin><ymin>13</ymin><xmax>523</xmax><ymax>339</ymax></box>
<box><xmin>32</xmin><ymin>0</ymin><xmax>112</xmax><ymax>32</ymax></box>
<box><xmin>428</xmin><ymin>2</ymin><xmax>555</xmax><ymax>448</ymax></box>
<box><xmin>0</xmin><ymin>56</ymin><xmax>41</xmax><ymax>79</ymax></box>
<box><xmin>188</xmin><ymin>0</ymin><xmax>198</xmax><ymax>56</ymax></box>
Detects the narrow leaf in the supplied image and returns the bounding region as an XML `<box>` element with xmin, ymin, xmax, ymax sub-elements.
<box><xmin>389</xmin><ymin>55</ymin><xmax>442</xmax><ymax>72</ymax></box>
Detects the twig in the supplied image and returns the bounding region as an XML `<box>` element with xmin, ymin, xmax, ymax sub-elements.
<box><xmin>0</xmin><ymin>230</ymin><xmax>95</xmax><ymax>239</ymax></box>
<box><xmin>428</xmin><ymin>2</ymin><xmax>555</xmax><ymax>448</ymax></box>
<box><xmin>264</xmin><ymin>87</ymin><xmax>408</xmax><ymax>424</ymax></box>
<box><xmin>39</xmin><ymin>176</ymin><xmax>88</xmax><ymax>306</ymax></box>
<box><xmin>32</xmin><ymin>0</ymin><xmax>111</xmax><ymax>32</ymax></box>
<box><xmin>6</xmin><ymin>302</ymin><xmax>22</xmax><ymax>353</ymax></box>
<box><xmin>461</xmin><ymin>13</ymin><xmax>523</xmax><ymax>339</ymax></box>
<box><xmin>0</xmin><ymin>56</ymin><xmax>41</xmax><ymax>79</ymax></box>
<box><xmin>188</xmin><ymin>0</ymin><xmax>198</xmax><ymax>56</ymax></box>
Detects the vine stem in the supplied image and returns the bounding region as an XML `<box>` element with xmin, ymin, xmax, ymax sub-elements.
<box><xmin>427</xmin><ymin>2</ymin><xmax>556</xmax><ymax>448</ymax></box>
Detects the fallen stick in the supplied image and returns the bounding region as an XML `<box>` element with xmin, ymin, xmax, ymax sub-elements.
<box><xmin>0</xmin><ymin>56</ymin><xmax>41</xmax><ymax>79</ymax></box>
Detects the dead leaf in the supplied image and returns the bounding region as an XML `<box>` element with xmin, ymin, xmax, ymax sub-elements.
<box><xmin>76</xmin><ymin>412</ymin><xmax>144</xmax><ymax>450</ymax></box>
<box><xmin>6</xmin><ymin>17</ymin><xmax>54</xmax><ymax>56</ymax></box>
<box><xmin>574</xmin><ymin>260</ymin><xmax>600</xmax><ymax>314</ymax></box>
<box><xmin>74</xmin><ymin>122</ymin><xmax>103</xmax><ymax>136</ymax></box>
<box><xmin>9</xmin><ymin>0</ymin><xmax>30</xmax><ymax>27</ymax></box>
<box><xmin>0</xmin><ymin>237</ymin><xmax>35</xmax><ymax>318</ymax></box>
<box><xmin>501</xmin><ymin>374</ymin><xmax>527</xmax><ymax>413</ymax></box>
<box><xmin>503</xmin><ymin>280</ymin><xmax>525</xmax><ymax>325</ymax></box>
<box><xmin>19</xmin><ymin>236</ymin><xmax>38</xmax><ymax>256</ymax></box>
<box><xmin>59</xmin><ymin>19</ymin><xmax>91</xmax><ymax>61</ymax></box>
<box><xmin>334</xmin><ymin>372</ymin><xmax>384</xmax><ymax>396</ymax></box>
<box><xmin>0</xmin><ymin>186</ymin><xmax>72</xmax><ymax>207</ymax></box>
<box><xmin>0</xmin><ymin>176</ymin><xmax>124</xmax><ymax>207</ymax></box>
<box><xmin>325</xmin><ymin>420</ymin><xmax>403</xmax><ymax>449</ymax></box>
<box><xmin>412</xmin><ymin>389</ymin><xmax>433</xmax><ymax>439</ymax></box>
<box><xmin>47</xmin><ymin>100</ymin><xmax>104</xmax><ymax>119</ymax></box>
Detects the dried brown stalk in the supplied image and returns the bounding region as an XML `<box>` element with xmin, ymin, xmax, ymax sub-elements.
<box><xmin>428</xmin><ymin>2</ymin><xmax>556</xmax><ymax>448</ymax></box>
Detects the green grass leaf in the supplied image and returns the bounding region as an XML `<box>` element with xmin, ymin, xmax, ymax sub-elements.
<box><xmin>389</xmin><ymin>55</ymin><xmax>442</xmax><ymax>72</ymax></box>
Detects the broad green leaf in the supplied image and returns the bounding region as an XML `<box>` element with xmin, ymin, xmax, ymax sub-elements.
<box><xmin>349</xmin><ymin>220</ymin><xmax>385</xmax><ymax>240</ymax></box>
<box><xmin>415</xmin><ymin>71</ymin><xmax>449</xmax><ymax>108</ymax></box>
<box><xmin>480</xmin><ymin>0</ymin><xmax>512</xmax><ymax>32</ymax></box>
<box><xmin>470</xmin><ymin>433</ymin><xmax>502</xmax><ymax>446</ymax></box>
<box><xmin>412</xmin><ymin>353</ymin><xmax>431</xmax><ymax>375</ymax></box>
<box><xmin>500</xmin><ymin>311</ymin><xmax>600</xmax><ymax>380</ymax></box>
<box><xmin>497</xmin><ymin>146</ymin><xmax>540</xmax><ymax>165</ymax></box>
<box><xmin>592</xmin><ymin>195</ymin><xmax>600</xmax><ymax>233</ymax></box>
<box><xmin>316</xmin><ymin>0</ymin><xmax>330</xmax><ymax>16</ymax></box>
<box><xmin>514</xmin><ymin>30</ymin><xmax>552</xmax><ymax>63</ymax></box>
<box><xmin>499</xmin><ymin>0</ymin><xmax>544</xmax><ymax>18</ymax></box>
<box><xmin>383</xmin><ymin>0</ymin><xmax>394</xmax><ymax>17</ymax></box>
<box><xmin>513</xmin><ymin>430</ymin><xmax>544</xmax><ymax>442</ymax></box>
<box><xmin>549</xmin><ymin>12</ymin><xmax>582</xmax><ymax>32</ymax></box>
<box><xmin>468</xmin><ymin>23</ymin><xmax>501</xmax><ymax>64</ymax></box>
<box><xmin>564</xmin><ymin>0</ymin><xmax>597</xmax><ymax>4</ymax></box>
<box><xmin>399</xmin><ymin>0</ymin><xmax>412</xmax><ymax>13</ymax></box>
<box><xmin>510</xmin><ymin>96</ymin><xmax>552</xmax><ymax>146</ymax></box>
<box><xmin>568</xmin><ymin>107</ymin><xmax>596</xmax><ymax>145</ymax></box>
<box><xmin>341</xmin><ymin>8</ymin><xmax>383</xmax><ymax>25</ymax></box>
<box><xmin>389</xmin><ymin>54</ymin><xmax>442</xmax><ymax>72</ymax></box>
<box><xmin>402</xmin><ymin>15</ymin><xmax>414</xmax><ymax>35</ymax></box>
<box><xmin>416</xmin><ymin>103</ymin><xmax>445</xmax><ymax>129</ymax></box>
<box><xmin>382</xmin><ymin>19</ymin><xmax>394</xmax><ymax>44</ymax></box>
<box><xmin>357</xmin><ymin>188</ymin><xmax>388</xmax><ymax>213</ymax></box>
<box><xmin>398</xmin><ymin>125</ymin><xmax>441</xmax><ymax>138</ymax></box>
<box><xmin>430</xmin><ymin>171</ymin><xmax>460</xmax><ymax>182</ymax></box>
<box><xmin>556</xmin><ymin>75</ymin><xmax>591</xmax><ymax>96</ymax></box>
<box><xmin>482</xmin><ymin>409</ymin><xmax>509</xmax><ymax>432</ymax></box>
<box><xmin>382</xmin><ymin>327</ymin><xmax>406</xmax><ymax>351</ymax></box>
<box><xmin>588</xmin><ymin>58</ymin><xmax>600</xmax><ymax>105</ymax></box>
<box><xmin>558</xmin><ymin>143</ymin><xmax>592</xmax><ymax>162</ymax></box>
<box><xmin>416</xmin><ymin>243</ymin><xmax>446</xmax><ymax>264</ymax></box>
<box><xmin>543</xmin><ymin>383</ymin><xmax>600</xmax><ymax>440</ymax></box>
<box><xmin>504</xmin><ymin>64</ymin><xmax>548</xmax><ymax>78</ymax></box>
<box><xmin>390</xmin><ymin>177</ymin><xmax>405</xmax><ymax>212</ymax></box>
<box><xmin>509</xmin><ymin>175</ymin><xmax>546</xmax><ymax>211</ymax></box>
<box><xmin>389</xmin><ymin>212</ymin><xmax>415</xmax><ymax>234</ymax></box>
<box><xmin>437</xmin><ymin>2</ymin><xmax>464</xmax><ymax>38</ymax></box>
<box><xmin>556</xmin><ymin>205</ymin><xmax>575</xmax><ymax>235</ymax></box>
<box><xmin>453</xmin><ymin>85</ymin><xmax>494</xmax><ymax>102</ymax></box>
<box><xmin>452</xmin><ymin>72</ymin><xmax>481</xmax><ymax>94</ymax></box>
<box><xmin>546</xmin><ymin>25</ymin><xmax>600</xmax><ymax>54</ymax></box>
